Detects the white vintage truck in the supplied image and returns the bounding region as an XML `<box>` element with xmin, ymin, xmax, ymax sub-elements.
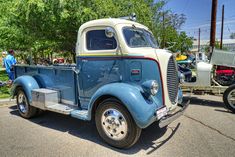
<box><xmin>12</xmin><ymin>18</ymin><xmax>188</xmax><ymax>148</ymax></box>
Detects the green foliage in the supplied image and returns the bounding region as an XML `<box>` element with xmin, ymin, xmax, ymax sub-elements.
<box><xmin>0</xmin><ymin>69</ymin><xmax>8</xmax><ymax>81</ymax></box>
<box><xmin>177</xmin><ymin>32</ymin><xmax>193</xmax><ymax>52</ymax></box>
<box><xmin>0</xmin><ymin>0</ymin><xmax>193</xmax><ymax>58</ymax></box>
<box><xmin>204</xmin><ymin>40</ymin><xmax>228</xmax><ymax>54</ymax></box>
<box><xmin>214</xmin><ymin>40</ymin><xmax>228</xmax><ymax>51</ymax></box>
<box><xmin>151</xmin><ymin>1</ymin><xmax>191</xmax><ymax>52</ymax></box>
<box><xmin>0</xmin><ymin>70</ymin><xmax>10</xmax><ymax>99</ymax></box>
<box><xmin>0</xmin><ymin>86</ymin><xmax>10</xmax><ymax>99</ymax></box>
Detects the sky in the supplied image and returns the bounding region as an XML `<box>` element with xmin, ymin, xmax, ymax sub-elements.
<box><xmin>164</xmin><ymin>0</ymin><xmax>235</xmax><ymax>40</ymax></box>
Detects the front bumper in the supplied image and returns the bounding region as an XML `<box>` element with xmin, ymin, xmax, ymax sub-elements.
<box><xmin>158</xmin><ymin>100</ymin><xmax>190</xmax><ymax>128</ymax></box>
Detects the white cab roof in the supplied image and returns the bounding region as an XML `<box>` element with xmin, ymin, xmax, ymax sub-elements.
<box><xmin>79</xmin><ymin>18</ymin><xmax>149</xmax><ymax>32</ymax></box>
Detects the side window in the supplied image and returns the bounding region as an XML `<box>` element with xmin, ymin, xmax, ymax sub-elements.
<box><xmin>86</xmin><ymin>30</ymin><xmax>117</xmax><ymax>50</ymax></box>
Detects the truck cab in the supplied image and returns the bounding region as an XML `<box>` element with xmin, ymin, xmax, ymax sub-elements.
<box><xmin>12</xmin><ymin>18</ymin><xmax>189</xmax><ymax>148</ymax></box>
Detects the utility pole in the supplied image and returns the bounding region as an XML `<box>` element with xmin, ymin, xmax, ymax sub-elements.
<box><xmin>162</xmin><ymin>11</ymin><xmax>165</xmax><ymax>48</ymax></box>
<box><xmin>198</xmin><ymin>28</ymin><xmax>201</xmax><ymax>52</ymax></box>
<box><xmin>209</xmin><ymin>0</ymin><xmax>218</xmax><ymax>56</ymax></box>
<box><xmin>220</xmin><ymin>5</ymin><xmax>224</xmax><ymax>50</ymax></box>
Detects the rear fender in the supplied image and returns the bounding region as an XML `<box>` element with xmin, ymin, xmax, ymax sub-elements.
<box><xmin>11</xmin><ymin>76</ymin><xmax>39</xmax><ymax>103</ymax></box>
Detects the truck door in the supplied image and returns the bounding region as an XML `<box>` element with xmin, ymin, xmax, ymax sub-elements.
<box><xmin>77</xmin><ymin>28</ymin><xmax>121</xmax><ymax>109</ymax></box>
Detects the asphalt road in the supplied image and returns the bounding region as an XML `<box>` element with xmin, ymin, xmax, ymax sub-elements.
<box><xmin>0</xmin><ymin>94</ymin><xmax>234</xmax><ymax>157</ymax></box>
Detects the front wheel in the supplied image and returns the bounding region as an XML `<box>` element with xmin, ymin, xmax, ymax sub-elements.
<box><xmin>95</xmin><ymin>98</ymin><xmax>141</xmax><ymax>148</ymax></box>
<box><xmin>16</xmin><ymin>87</ymin><xmax>37</xmax><ymax>118</ymax></box>
<box><xmin>223</xmin><ymin>85</ymin><xmax>235</xmax><ymax>113</ymax></box>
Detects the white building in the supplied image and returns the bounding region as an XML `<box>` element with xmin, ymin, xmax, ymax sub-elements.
<box><xmin>192</xmin><ymin>39</ymin><xmax>235</xmax><ymax>52</ymax></box>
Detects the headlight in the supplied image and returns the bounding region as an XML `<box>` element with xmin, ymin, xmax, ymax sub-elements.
<box><xmin>142</xmin><ymin>80</ymin><xmax>159</xmax><ymax>97</ymax></box>
<box><xmin>179</xmin><ymin>73</ymin><xmax>185</xmax><ymax>84</ymax></box>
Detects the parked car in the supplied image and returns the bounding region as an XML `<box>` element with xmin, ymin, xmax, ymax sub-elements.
<box><xmin>176</xmin><ymin>54</ymin><xmax>187</xmax><ymax>61</ymax></box>
<box><xmin>177</xmin><ymin>54</ymin><xmax>196</xmax><ymax>69</ymax></box>
<box><xmin>11</xmin><ymin>18</ymin><xmax>188</xmax><ymax>148</ymax></box>
<box><xmin>181</xmin><ymin>49</ymin><xmax>235</xmax><ymax>112</ymax></box>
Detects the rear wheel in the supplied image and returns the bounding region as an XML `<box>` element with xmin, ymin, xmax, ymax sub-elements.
<box><xmin>95</xmin><ymin>98</ymin><xmax>141</xmax><ymax>148</ymax></box>
<box><xmin>216</xmin><ymin>74</ymin><xmax>234</xmax><ymax>86</ymax></box>
<box><xmin>16</xmin><ymin>87</ymin><xmax>37</xmax><ymax>118</ymax></box>
<box><xmin>223</xmin><ymin>85</ymin><xmax>235</xmax><ymax>113</ymax></box>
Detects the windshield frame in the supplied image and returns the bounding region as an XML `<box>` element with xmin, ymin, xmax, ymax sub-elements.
<box><xmin>122</xmin><ymin>26</ymin><xmax>158</xmax><ymax>49</ymax></box>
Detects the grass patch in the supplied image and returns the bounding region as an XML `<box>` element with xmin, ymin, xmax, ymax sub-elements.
<box><xmin>0</xmin><ymin>69</ymin><xmax>10</xmax><ymax>99</ymax></box>
<box><xmin>0</xmin><ymin>69</ymin><xmax>8</xmax><ymax>81</ymax></box>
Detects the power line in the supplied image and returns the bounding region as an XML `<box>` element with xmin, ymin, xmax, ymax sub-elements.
<box><xmin>179</xmin><ymin>15</ymin><xmax>235</xmax><ymax>29</ymax></box>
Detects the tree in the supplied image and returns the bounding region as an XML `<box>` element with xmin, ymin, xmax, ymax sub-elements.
<box><xmin>177</xmin><ymin>32</ymin><xmax>193</xmax><ymax>52</ymax></box>
<box><xmin>0</xmin><ymin>0</ymin><xmax>158</xmax><ymax>52</ymax></box>
<box><xmin>0</xmin><ymin>0</ymin><xmax>193</xmax><ymax>60</ymax></box>
<box><xmin>204</xmin><ymin>40</ymin><xmax>228</xmax><ymax>54</ymax></box>
<box><xmin>150</xmin><ymin>1</ymin><xmax>191</xmax><ymax>52</ymax></box>
<box><xmin>230</xmin><ymin>33</ymin><xmax>235</xmax><ymax>39</ymax></box>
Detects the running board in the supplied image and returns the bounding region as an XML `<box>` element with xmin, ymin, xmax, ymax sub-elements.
<box><xmin>46</xmin><ymin>103</ymin><xmax>76</xmax><ymax>115</ymax></box>
<box><xmin>46</xmin><ymin>104</ymin><xmax>89</xmax><ymax>119</ymax></box>
<box><xmin>71</xmin><ymin>110</ymin><xmax>89</xmax><ymax>120</ymax></box>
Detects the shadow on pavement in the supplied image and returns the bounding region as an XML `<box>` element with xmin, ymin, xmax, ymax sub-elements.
<box><xmin>9</xmin><ymin>105</ymin><xmax>179</xmax><ymax>155</ymax></box>
<box><xmin>9</xmin><ymin>105</ymin><xmax>17</xmax><ymax>110</ymax></box>
<box><xmin>145</xmin><ymin>123</ymin><xmax>180</xmax><ymax>155</ymax></box>
<box><xmin>214</xmin><ymin>109</ymin><xmax>234</xmax><ymax>114</ymax></box>
<box><xmin>184</xmin><ymin>96</ymin><xmax>225</xmax><ymax>108</ymax></box>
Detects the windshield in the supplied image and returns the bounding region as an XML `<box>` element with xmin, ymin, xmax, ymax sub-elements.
<box><xmin>123</xmin><ymin>27</ymin><xmax>158</xmax><ymax>48</ymax></box>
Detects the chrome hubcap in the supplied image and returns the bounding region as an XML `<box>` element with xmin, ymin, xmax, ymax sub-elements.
<box><xmin>18</xmin><ymin>92</ymin><xmax>28</xmax><ymax>113</ymax></box>
<box><xmin>101</xmin><ymin>108</ymin><xmax>127</xmax><ymax>140</ymax></box>
<box><xmin>228</xmin><ymin>89</ymin><xmax>235</xmax><ymax>109</ymax></box>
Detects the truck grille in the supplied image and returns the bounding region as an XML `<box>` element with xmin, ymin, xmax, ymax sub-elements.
<box><xmin>167</xmin><ymin>56</ymin><xmax>179</xmax><ymax>104</ymax></box>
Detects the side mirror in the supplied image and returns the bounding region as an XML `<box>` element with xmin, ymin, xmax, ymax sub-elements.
<box><xmin>105</xmin><ymin>27</ymin><xmax>115</xmax><ymax>38</ymax></box>
<box><xmin>105</xmin><ymin>27</ymin><xmax>122</xmax><ymax>54</ymax></box>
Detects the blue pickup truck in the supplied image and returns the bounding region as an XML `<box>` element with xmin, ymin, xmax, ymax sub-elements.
<box><xmin>12</xmin><ymin>18</ymin><xmax>189</xmax><ymax>148</ymax></box>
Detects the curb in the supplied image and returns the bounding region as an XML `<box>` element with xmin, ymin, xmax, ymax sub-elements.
<box><xmin>0</xmin><ymin>98</ymin><xmax>16</xmax><ymax>106</ymax></box>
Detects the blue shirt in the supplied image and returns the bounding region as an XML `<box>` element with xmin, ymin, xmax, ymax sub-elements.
<box><xmin>4</xmin><ymin>54</ymin><xmax>16</xmax><ymax>73</ymax></box>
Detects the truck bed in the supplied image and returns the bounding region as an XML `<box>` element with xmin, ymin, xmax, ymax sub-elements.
<box><xmin>14</xmin><ymin>64</ymin><xmax>78</xmax><ymax>106</ymax></box>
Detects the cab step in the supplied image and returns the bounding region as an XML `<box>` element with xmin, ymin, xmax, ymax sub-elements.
<box><xmin>46</xmin><ymin>103</ymin><xmax>76</xmax><ymax>115</ymax></box>
<box><xmin>71</xmin><ymin>110</ymin><xmax>89</xmax><ymax>120</ymax></box>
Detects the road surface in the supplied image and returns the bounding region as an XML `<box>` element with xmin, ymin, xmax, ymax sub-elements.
<box><xmin>0</xmin><ymin>94</ymin><xmax>234</xmax><ymax>157</ymax></box>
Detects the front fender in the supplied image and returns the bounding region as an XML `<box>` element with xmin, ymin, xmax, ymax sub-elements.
<box><xmin>11</xmin><ymin>76</ymin><xmax>39</xmax><ymax>103</ymax></box>
<box><xmin>88</xmin><ymin>83</ymin><xmax>160</xmax><ymax>128</ymax></box>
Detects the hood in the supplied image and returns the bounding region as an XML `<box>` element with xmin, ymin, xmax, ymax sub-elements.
<box><xmin>143</xmin><ymin>48</ymin><xmax>178</xmax><ymax>109</ymax></box>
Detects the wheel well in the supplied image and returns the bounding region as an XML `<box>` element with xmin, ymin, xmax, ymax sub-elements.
<box><xmin>91</xmin><ymin>95</ymin><xmax>120</xmax><ymax>120</ymax></box>
<box><xmin>12</xmin><ymin>85</ymin><xmax>23</xmax><ymax>98</ymax></box>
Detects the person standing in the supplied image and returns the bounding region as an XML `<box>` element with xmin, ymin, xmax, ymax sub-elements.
<box><xmin>4</xmin><ymin>49</ymin><xmax>17</xmax><ymax>81</ymax></box>
<box><xmin>1</xmin><ymin>51</ymin><xmax>7</xmax><ymax>67</ymax></box>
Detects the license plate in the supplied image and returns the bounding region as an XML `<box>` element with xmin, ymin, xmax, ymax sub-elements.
<box><xmin>156</xmin><ymin>107</ymin><xmax>168</xmax><ymax>120</ymax></box>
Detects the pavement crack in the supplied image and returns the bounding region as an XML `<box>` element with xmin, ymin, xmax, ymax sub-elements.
<box><xmin>184</xmin><ymin>114</ymin><xmax>235</xmax><ymax>142</ymax></box>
